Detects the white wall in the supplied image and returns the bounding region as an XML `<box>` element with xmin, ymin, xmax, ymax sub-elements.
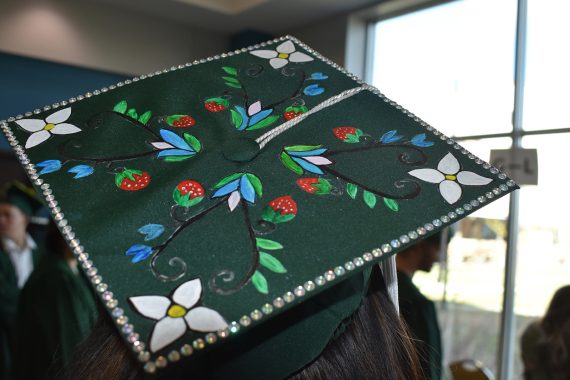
<box><xmin>0</xmin><ymin>0</ymin><xmax>228</xmax><ymax>75</ymax></box>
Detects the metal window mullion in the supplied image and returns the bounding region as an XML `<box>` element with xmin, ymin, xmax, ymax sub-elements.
<box><xmin>497</xmin><ymin>0</ymin><xmax>527</xmax><ymax>379</ymax></box>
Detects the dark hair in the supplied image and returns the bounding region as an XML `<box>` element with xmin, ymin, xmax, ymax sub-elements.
<box><xmin>538</xmin><ymin>285</ymin><xmax>570</xmax><ymax>377</ymax></box>
<box><xmin>58</xmin><ymin>265</ymin><xmax>422</xmax><ymax>380</ymax></box>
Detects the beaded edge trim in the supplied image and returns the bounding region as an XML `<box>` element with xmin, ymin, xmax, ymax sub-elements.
<box><xmin>0</xmin><ymin>35</ymin><xmax>518</xmax><ymax>374</ymax></box>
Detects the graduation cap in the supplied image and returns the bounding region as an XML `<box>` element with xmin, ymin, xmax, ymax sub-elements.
<box><xmin>0</xmin><ymin>181</ymin><xmax>44</xmax><ymax>218</ymax></box>
<box><xmin>0</xmin><ymin>36</ymin><xmax>518</xmax><ymax>378</ymax></box>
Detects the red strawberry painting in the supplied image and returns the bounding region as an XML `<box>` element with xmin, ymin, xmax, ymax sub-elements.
<box><xmin>166</xmin><ymin>115</ymin><xmax>196</xmax><ymax>128</ymax></box>
<box><xmin>262</xmin><ymin>195</ymin><xmax>297</xmax><ymax>224</ymax></box>
<box><xmin>332</xmin><ymin>126</ymin><xmax>362</xmax><ymax>143</ymax></box>
<box><xmin>204</xmin><ymin>97</ymin><xmax>230</xmax><ymax>113</ymax></box>
<box><xmin>173</xmin><ymin>180</ymin><xmax>204</xmax><ymax>207</ymax></box>
<box><xmin>296</xmin><ymin>178</ymin><xmax>332</xmax><ymax>195</ymax></box>
<box><xmin>115</xmin><ymin>169</ymin><xmax>151</xmax><ymax>191</ymax></box>
<box><xmin>283</xmin><ymin>105</ymin><xmax>309</xmax><ymax>121</ymax></box>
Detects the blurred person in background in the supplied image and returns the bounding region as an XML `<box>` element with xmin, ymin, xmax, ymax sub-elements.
<box><xmin>11</xmin><ymin>220</ymin><xmax>98</xmax><ymax>380</ymax></box>
<box><xmin>521</xmin><ymin>285</ymin><xmax>570</xmax><ymax>380</ymax></box>
<box><xmin>0</xmin><ymin>181</ymin><xmax>43</xmax><ymax>378</ymax></box>
<box><xmin>397</xmin><ymin>232</ymin><xmax>445</xmax><ymax>380</ymax></box>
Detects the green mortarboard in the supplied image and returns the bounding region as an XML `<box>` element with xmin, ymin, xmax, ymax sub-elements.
<box><xmin>0</xmin><ymin>36</ymin><xmax>518</xmax><ymax>378</ymax></box>
<box><xmin>0</xmin><ymin>181</ymin><xmax>43</xmax><ymax>217</ymax></box>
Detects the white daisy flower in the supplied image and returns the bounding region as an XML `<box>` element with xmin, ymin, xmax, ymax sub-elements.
<box><xmin>15</xmin><ymin>107</ymin><xmax>81</xmax><ymax>149</ymax></box>
<box><xmin>250</xmin><ymin>41</ymin><xmax>313</xmax><ymax>69</ymax></box>
<box><xmin>129</xmin><ymin>278</ymin><xmax>228</xmax><ymax>353</ymax></box>
<box><xmin>408</xmin><ymin>152</ymin><xmax>492</xmax><ymax>204</ymax></box>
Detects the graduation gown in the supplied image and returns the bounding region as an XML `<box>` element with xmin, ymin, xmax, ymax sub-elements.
<box><xmin>397</xmin><ymin>270</ymin><xmax>443</xmax><ymax>380</ymax></box>
<box><xmin>0</xmin><ymin>244</ymin><xmax>41</xmax><ymax>379</ymax></box>
<box><xmin>11</xmin><ymin>254</ymin><xmax>98</xmax><ymax>380</ymax></box>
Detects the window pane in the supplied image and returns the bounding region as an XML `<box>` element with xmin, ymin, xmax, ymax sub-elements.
<box><xmin>513</xmin><ymin>133</ymin><xmax>570</xmax><ymax>377</ymax></box>
<box><xmin>414</xmin><ymin>137</ymin><xmax>511</xmax><ymax>375</ymax></box>
<box><xmin>523</xmin><ymin>1</ymin><xmax>570</xmax><ymax>131</ymax></box>
<box><xmin>371</xmin><ymin>0</ymin><xmax>517</xmax><ymax>137</ymax></box>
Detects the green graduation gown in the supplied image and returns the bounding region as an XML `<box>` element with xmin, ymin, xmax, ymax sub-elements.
<box><xmin>11</xmin><ymin>254</ymin><xmax>98</xmax><ymax>380</ymax></box>
<box><xmin>397</xmin><ymin>270</ymin><xmax>443</xmax><ymax>380</ymax></box>
<box><xmin>0</xmin><ymin>244</ymin><xmax>41</xmax><ymax>379</ymax></box>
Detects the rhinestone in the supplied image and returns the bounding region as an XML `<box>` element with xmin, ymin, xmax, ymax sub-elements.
<box><xmin>239</xmin><ymin>315</ymin><xmax>251</xmax><ymax>326</ymax></box>
<box><xmin>116</xmin><ymin>315</ymin><xmax>128</xmax><ymax>325</ymax></box>
<box><xmin>334</xmin><ymin>266</ymin><xmax>346</xmax><ymax>276</ymax></box>
<box><xmin>353</xmin><ymin>257</ymin><xmax>364</xmax><ymax>267</ymax></box>
<box><xmin>363</xmin><ymin>252</ymin><xmax>373</xmax><ymax>261</ymax></box>
<box><xmin>477</xmin><ymin>196</ymin><xmax>486</xmax><ymax>203</ymax></box>
<box><xmin>294</xmin><ymin>286</ymin><xmax>306</xmax><ymax>297</ymax></box>
<box><xmin>91</xmin><ymin>275</ymin><xmax>102</xmax><ymax>285</ymax></box>
<box><xmin>461</xmin><ymin>149</ymin><xmax>468</xmax><ymax>154</ymax></box>
<box><xmin>448</xmin><ymin>212</ymin><xmax>457</xmax><ymax>219</ymax></box>
<box><xmin>490</xmin><ymin>167</ymin><xmax>499</xmax><ymax>174</ymax></box>
<box><xmin>417</xmin><ymin>226</ymin><xmax>427</xmax><ymax>235</ymax></box>
<box><xmin>112</xmin><ymin>308</ymin><xmax>124</xmax><ymax>318</ymax></box>
<box><xmin>471</xmin><ymin>200</ymin><xmax>480</xmax><ymax>207</ymax></box>
<box><xmin>155</xmin><ymin>356</ymin><xmax>167</xmax><ymax>368</ymax></box>
<box><xmin>283</xmin><ymin>291</ymin><xmax>295</xmax><ymax>303</ymax></box>
<box><xmin>85</xmin><ymin>92</ymin><xmax>93</xmax><ymax>98</ymax></box>
<box><xmin>138</xmin><ymin>351</ymin><xmax>151</xmax><ymax>362</ymax></box>
<box><xmin>500</xmin><ymin>184</ymin><xmax>508</xmax><ymax>191</ymax></box>
<box><xmin>498</xmin><ymin>173</ymin><xmax>507</xmax><ymax>179</ymax></box>
<box><xmin>273</xmin><ymin>297</ymin><xmax>285</xmax><ymax>308</ymax></box>
<box><xmin>344</xmin><ymin>261</ymin><xmax>356</xmax><ymax>271</ymax></box>
<box><xmin>229</xmin><ymin>321</ymin><xmax>240</xmax><ymax>333</ymax></box>
<box><xmin>250</xmin><ymin>309</ymin><xmax>263</xmax><ymax>321</ymax></box>
<box><xmin>475</xmin><ymin>158</ymin><xmax>483</xmax><ymax>164</ymax></box>
<box><xmin>324</xmin><ymin>270</ymin><xmax>335</xmax><ymax>281</ymax></box>
<box><xmin>122</xmin><ymin>324</ymin><xmax>134</xmax><ymax>334</ymax></box>
<box><xmin>493</xmin><ymin>188</ymin><xmax>501</xmax><ymax>195</ymax></box>
<box><xmin>456</xmin><ymin>208</ymin><xmax>465</xmax><ymax>215</ymax></box>
<box><xmin>82</xmin><ymin>260</ymin><xmax>93</xmax><ymax>269</ymax></box>
<box><xmin>106</xmin><ymin>299</ymin><xmax>118</xmax><ymax>308</ymax></box>
<box><xmin>261</xmin><ymin>303</ymin><xmax>274</xmax><ymax>314</ymax></box>
<box><xmin>128</xmin><ymin>333</ymin><xmax>140</xmax><ymax>343</ymax></box>
<box><xmin>399</xmin><ymin>235</ymin><xmax>410</xmax><ymax>244</ymax></box>
<box><xmin>168</xmin><ymin>351</ymin><xmax>181</xmax><ymax>362</ymax></box>
<box><xmin>193</xmin><ymin>339</ymin><xmax>205</xmax><ymax>350</ymax></box>
<box><xmin>464</xmin><ymin>204</ymin><xmax>473</xmax><ymax>211</ymax></box>
<box><xmin>454</xmin><ymin>144</ymin><xmax>461</xmax><ymax>149</ymax></box>
<box><xmin>96</xmin><ymin>283</ymin><xmax>108</xmax><ymax>293</ymax></box>
<box><xmin>441</xmin><ymin>216</ymin><xmax>450</xmax><ymax>223</ymax></box>
<box><xmin>468</xmin><ymin>153</ymin><xmax>475</xmax><ymax>159</ymax></box>
<box><xmin>507</xmin><ymin>180</ymin><xmax>516</xmax><ymax>187</ymax></box>
<box><xmin>390</xmin><ymin>239</ymin><xmax>400</xmax><ymax>248</ymax></box>
<box><xmin>381</xmin><ymin>244</ymin><xmax>392</xmax><ymax>253</ymax></box>
<box><xmin>304</xmin><ymin>281</ymin><xmax>316</xmax><ymax>291</ymax></box>
<box><xmin>315</xmin><ymin>276</ymin><xmax>326</xmax><ymax>286</ymax></box>
<box><xmin>133</xmin><ymin>341</ymin><xmax>145</xmax><ymax>353</ymax></box>
<box><xmin>102</xmin><ymin>291</ymin><xmax>113</xmax><ymax>301</ymax></box>
<box><xmin>217</xmin><ymin>328</ymin><xmax>230</xmax><ymax>338</ymax></box>
<box><xmin>86</xmin><ymin>267</ymin><xmax>98</xmax><ymax>277</ymax></box>
<box><xmin>372</xmin><ymin>248</ymin><xmax>382</xmax><ymax>257</ymax></box>
<box><xmin>483</xmin><ymin>163</ymin><xmax>491</xmax><ymax>169</ymax></box>
<box><xmin>205</xmin><ymin>333</ymin><xmax>217</xmax><ymax>344</ymax></box>
<box><xmin>486</xmin><ymin>192</ymin><xmax>494</xmax><ymax>199</ymax></box>
<box><xmin>143</xmin><ymin>362</ymin><xmax>156</xmax><ymax>374</ymax></box>
<box><xmin>181</xmin><ymin>344</ymin><xmax>193</xmax><ymax>356</ymax></box>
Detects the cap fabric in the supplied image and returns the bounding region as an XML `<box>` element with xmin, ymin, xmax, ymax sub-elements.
<box><xmin>0</xmin><ymin>36</ymin><xmax>518</xmax><ymax>378</ymax></box>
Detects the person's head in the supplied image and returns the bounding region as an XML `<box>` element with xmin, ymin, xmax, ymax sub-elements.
<box><xmin>0</xmin><ymin>182</ymin><xmax>40</xmax><ymax>243</ymax></box>
<box><xmin>542</xmin><ymin>285</ymin><xmax>570</xmax><ymax>334</ymax></box>
<box><xmin>58</xmin><ymin>265</ymin><xmax>422</xmax><ymax>380</ymax></box>
<box><xmin>396</xmin><ymin>231</ymin><xmax>443</xmax><ymax>275</ymax></box>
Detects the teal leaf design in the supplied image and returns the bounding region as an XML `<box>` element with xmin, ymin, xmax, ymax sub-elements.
<box><xmin>363</xmin><ymin>190</ymin><xmax>376</xmax><ymax>209</ymax></box>
<box><xmin>230</xmin><ymin>109</ymin><xmax>243</xmax><ymax>129</ymax></box>
<box><xmin>246</xmin><ymin>173</ymin><xmax>263</xmax><ymax>197</ymax></box>
<box><xmin>138</xmin><ymin>111</ymin><xmax>152</xmax><ymax>125</ymax></box>
<box><xmin>346</xmin><ymin>183</ymin><xmax>358</xmax><ymax>199</ymax></box>
<box><xmin>225</xmin><ymin>82</ymin><xmax>242</xmax><ymax>89</ymax></box>
<box><xmin>247</xmin><ymin>115</ymin><xmax>279</xmax><ymax>131</ymax></box>
<box><xmin>183</xmin><ymin>133</ymin><xmax>202</xmax><ymax>152</ymax></box>
<box><xmin>222</xmin><ymin>66</ymin><xmax>238</xmax><ymax>76</ymax></box>
<box><xmin>256</xmin><ymin>238</ymin><xmax>283</xmax><ymax>250</ymax></box>
<box><xmin>252</xmin><ymin>271</ymin><xmax>268</xmax><ymax>294</ymax></box>
<box><xmin>259</xmin><ymin>252</ymin><xmax>287</xmax><ymax>274</ymax></box>
<box><xmin>113</xmin><ymin>100</ymin><xmax>127</xmax><ymax>114</ymax></box>
<box><xmin>383</xmin><ymin>198</ymin><xmax>399</xmax><ymax>212</ymax></box>
<box><xmin>280</xmin><ymin>152</ymin><xmax>304</xmax><ymax>175</ymax></box>
<box><xmin>222</xmin><ymin>76</ymin><xmax>240</xmax><ymax>84</ymax></box>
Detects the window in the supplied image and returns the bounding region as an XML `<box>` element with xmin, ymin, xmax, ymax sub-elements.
<box><xmin>368</xmin><ymin>0</ymin><xmax>570</xmax><ymax>378</ymax></box>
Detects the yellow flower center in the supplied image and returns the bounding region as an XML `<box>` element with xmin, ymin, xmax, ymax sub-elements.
<box><xmin>44</xmin><ymin>123</ymin><xmax>56</xmax><ymax>131</ymax></box>
<box><xmin>167</xmin><ymin>304</ymin><xmax>187</xmax><ymax>318</ymax></box>
<box><xmin>445</xmin><ymin>175</ymin><xmax>457</xmax><ymax>181</ymax></box>
<box><xmin>278</xmin><ymin>53</ymin><xmax>289</xmax><ymax>59</ymax></box>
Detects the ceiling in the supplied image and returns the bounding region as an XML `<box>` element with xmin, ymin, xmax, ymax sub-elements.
<box><xmin>86</xmin><ymin>0</ymin><xmax>383</xmax><ymax>34</ymax></box>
